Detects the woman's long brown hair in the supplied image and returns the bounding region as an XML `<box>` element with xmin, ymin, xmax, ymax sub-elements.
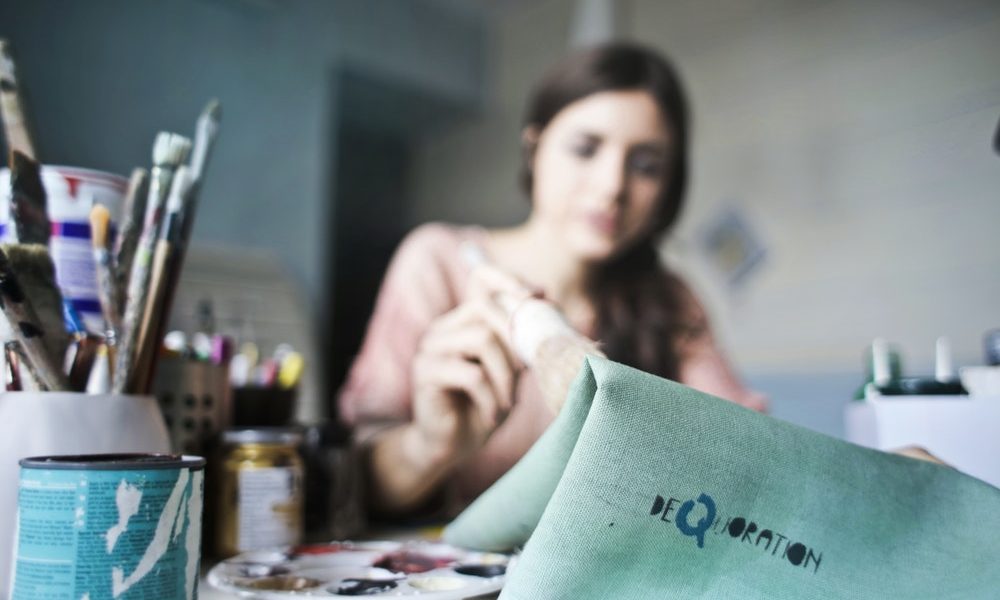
<box><xmin>521</xmin><ymin>43</ymin><xmax>696</xmax><ymax>379</ymax></box>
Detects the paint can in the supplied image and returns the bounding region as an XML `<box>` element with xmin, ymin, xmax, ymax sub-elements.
<box><xmin>0</xmin><ymin>165</ymin><xmax>127</xmax><ymax>334</ymax></box>
<box><xmin>11</xmin><ymin>453</ymin><xmax>205</xmax><ymax>599</ymax></box>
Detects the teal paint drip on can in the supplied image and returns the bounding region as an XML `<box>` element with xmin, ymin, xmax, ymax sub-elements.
<box><xmin>11</xmin><ymin>454</ymin><xmax>205</xmax><ymax>600</ymax></box>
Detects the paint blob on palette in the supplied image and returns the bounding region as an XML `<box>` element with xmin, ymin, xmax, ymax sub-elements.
<box><xmin>207</xmin><ymin>541</ymin><xmax>515</xmax><ymax>598</ymax></box>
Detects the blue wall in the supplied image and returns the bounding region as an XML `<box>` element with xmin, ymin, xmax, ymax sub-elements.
<box><xmin>0</xmin><ymin>0</ymin><xmax>486</xmax><ymax>304</ymax></box>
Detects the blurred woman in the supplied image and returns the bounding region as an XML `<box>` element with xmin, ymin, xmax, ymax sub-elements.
<box><xmin>338</xmin><ymin>42</ymin><xmax>765</xmax><ymax>516</ymax></box>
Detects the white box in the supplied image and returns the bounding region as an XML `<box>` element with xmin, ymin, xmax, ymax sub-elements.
<box><xmin>845</xmin><ymin>395</ymin><xmax>1000</xmax><ymax>489</ymax></box>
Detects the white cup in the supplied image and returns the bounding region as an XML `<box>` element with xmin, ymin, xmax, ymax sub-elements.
<box><xmin>0</xmin><ymin>392</ymin><xmax>170</xmax><ymax>595</ymax></box>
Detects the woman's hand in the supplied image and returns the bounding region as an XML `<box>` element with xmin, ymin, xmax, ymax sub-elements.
<box><xmin>366</xmin><ymin>256</ymin><xmax>583</xmax><ymax>513</ymax></box>
<box><xmin>411</xmin><ymin>264</ymin><xmax>532</xmax><ymax>464</ymax></box>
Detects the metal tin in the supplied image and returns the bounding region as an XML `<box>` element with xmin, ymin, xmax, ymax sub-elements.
<box><xmin>12</xmin><ymin>453</ymin><xmax>205</xmax><ymax>600</ymax></box>
<box><xmin>217</xmin><ymin>428</ymin><xmax>304</xmax><ymax>557</ymax></box>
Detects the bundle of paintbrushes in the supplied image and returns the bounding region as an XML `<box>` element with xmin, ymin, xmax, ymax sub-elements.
<box><xmin>0</xmin><ymin>38</ymin><xmax>222</xmax><ymax>395</ymax></box>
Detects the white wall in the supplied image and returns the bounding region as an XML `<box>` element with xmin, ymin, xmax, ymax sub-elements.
<box><xmin>410</xmin><ymin>0</ymin><xmax>1000</xmax><ymax>378</ymax></box>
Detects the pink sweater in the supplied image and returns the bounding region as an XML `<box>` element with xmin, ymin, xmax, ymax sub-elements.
<box><xmin>338</xmin><ymin>223</ymin><xmax>765</xmax><ymax>504</ymax></box>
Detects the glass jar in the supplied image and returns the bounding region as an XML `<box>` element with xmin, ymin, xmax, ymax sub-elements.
<box><xmin>216</xmin><ymin>427</ymin><xmax>304</xmax><ymax>557</ymax></box>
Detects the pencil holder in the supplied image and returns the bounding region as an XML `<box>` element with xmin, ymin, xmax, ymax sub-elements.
<box><xmin>152</xmin><ymin>354</ymin><xmax>232</xmax><ymax>455</ymax></box>
<box><xmin>0</xmin><ymin>391</ymin><xmax>170</xmax><ymax>594</ymax></box>
<box><xmin>232</xmin><ymin>385</ymin><xmax>297</xmax><ymax>426</ymax></box>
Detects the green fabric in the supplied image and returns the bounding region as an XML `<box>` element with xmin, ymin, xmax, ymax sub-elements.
<box><xmin>444</xmin><ymin>357</ymin><xmax>1000</xmax><ymax>599</ymax></box>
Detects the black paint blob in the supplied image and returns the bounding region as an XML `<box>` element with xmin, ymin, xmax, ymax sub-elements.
<box><xmin>334</xmin><ymin>578</ymin><xmax>399</xmax><ymax>595</ymax></box>
<box><xmin>454</xmin><ymin>564</ymin><xmax>507</xmax><ymax>578</ymax></box>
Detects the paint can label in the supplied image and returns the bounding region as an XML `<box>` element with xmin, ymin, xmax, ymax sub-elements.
<box><xmin>11</xmin><ymin>455</ymin><xmax>204</xmax><ymax>600</ymax></box>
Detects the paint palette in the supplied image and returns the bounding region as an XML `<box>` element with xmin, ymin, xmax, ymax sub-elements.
<box><xmin>207</xmin><ymin>540</ymin><xmax>515</xmax><ymax>598</ymax></box>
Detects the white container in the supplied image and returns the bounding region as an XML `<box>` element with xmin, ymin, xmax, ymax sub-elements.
<box><xmin>845</xmin><ymin>395</ymin><xmax>1000</xmax><ymax>489</ymax></box>
<box><xmin>0</xmin><ymin>165</ymin><xmax>127</xmax><ymax>333</ymax></box>
<box><xmin>959</xmin><ymin>365</ymin><xmax>1000</xmax><ymax>397</ymax></box>
<box><xmin>0</xmin><ymin>392</ymin><xmax>170</xmax><ymax>596</ymax></box>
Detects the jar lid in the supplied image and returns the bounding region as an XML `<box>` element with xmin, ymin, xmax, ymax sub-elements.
<box><xmin>223</xmin><ymin>427</ymin><xmax>304</xmax><ymax>445</ymax></box>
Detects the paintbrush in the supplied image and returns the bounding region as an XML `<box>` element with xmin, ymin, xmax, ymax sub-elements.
<box><xmin>189</xmin><ymin>99</ymin><xmax>220</xmax><ymax>185</ymax></box>
<box><xmin>85</xmin><ymin>342</ymin><xmax>111</xmax><ymax>394</ymax></box>
<box><xmin>2</xmin><ymin>243</ymin><xmax>70</xmax><ymax>366</ymax></box>
<box><xmin>6</xmin><ymin>340</ymin><xmax>43</xmax><ymax>392</ymax></box>
<box><xmin>8</xmin><ymin>150</ymin><xmax>49</xmax><ymax>246</ymax></box>
<box><xmin>89</xmin><ymin>204</ymin><xmax>120</xmax><ymax>335</ymax></box>
<box><xmin>135</xmin><ymin>102</ymin><xmax>222</xmax><ymax>391</ymax></box>
<box><xmin>5</xmin><ymin>340</ymin><xmax>21</xmax><ymax>391</ymax></box>
<box><xmin>113</xmin><ymin>132</ymin><xmax>190</xmax><ymax>393</ymax></box>
<box><xmin>160</xmin><ymin>101</ymin><xmax>221</xmax><ymax>298</ymax></box>
<box><xmin>0</xmin><ymin>40</ymin><xmax>36</xmax><ymax>159</ymax></box>
<box><xmin>132</xmin><ymin>166</ymin><xmax>193</xmax><ymax>392</ymax></box>
<box><xmin>66</xmin><ymin>333</ymin><xmax>101</xmax><ymax>392</ymax></box>
<box><xmin>113</xmin><ymin>167</ymin><xmax>148</xmax><ymax>309</ymax></box>
<box><xmin>0</xmin><ymin>246</ymin><xmax>68</xmax><ymax>390</ymax></box>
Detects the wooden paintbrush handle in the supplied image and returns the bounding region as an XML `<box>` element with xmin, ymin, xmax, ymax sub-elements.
<box><xmin>132</xmin><ymin>239</ymin><xmax>173</xmax><ymax>393</ymax></box>
<box><xmin>0</xmin><ymin>40</ymin><xmax>36</xmax><ymax>159</ymax></box>
<box><xmin>8</xmin><ymin>151</ymin><xmax>50</xmax><ymax>246</ymax></box>
<box><xmin>113</xmin><ymin>168</ymin><xmax>148</xmax><ymax>306</ymax></box>
<box><xmin>93</xmin><ymin>248</ymin><xmax>121</xmax><ymax>334</ymax></box>
<box><xmin>113</xmin><ymin>240</ymin><xmax>154</xmax><ymax>393</ymax></box>
<box><xmin>67</xmin><ymin>334</ymin><xmax>100</xmax><ymax>392</ymax></box>
<box><xmin>5</xmin><ymin>341</ymin><xmax>22</xmax><ymax>391</ymax></box>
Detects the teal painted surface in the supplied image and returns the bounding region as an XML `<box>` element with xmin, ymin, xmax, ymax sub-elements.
<box><xmin>446</xmin><ymin>357</ymin><xmax>1000</xmax><ymax>598</ymax></box>
<box><xmin>13</xmin><ymin>464</ymin><xmax>204</xmax><ymax>599</ymax></box>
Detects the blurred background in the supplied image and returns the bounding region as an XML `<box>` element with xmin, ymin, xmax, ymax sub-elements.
<box><xmin>1</xmin><ymin>0</ymin><xmax>997</xmax><ymax>437</ymax></box>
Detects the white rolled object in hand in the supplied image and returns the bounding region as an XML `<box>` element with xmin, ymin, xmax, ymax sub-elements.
<box><xmin>507</xmin><ymin>297</ymin><xmax>578</xmax><ymax>367</ymax></box>
<box><xmin>506</xmin><ymin>296</ymin><xmax>604</xmax><ymax>414</ymax></box>
<box><xmin>459</xmin><ymin>240</ymin><xmax>604</xmax><ymax>412</ymax></box>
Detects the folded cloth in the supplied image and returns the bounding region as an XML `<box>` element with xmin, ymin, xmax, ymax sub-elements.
<box><xmin>444</xmin><ymin>357</ymin><xmax>1000</xmax><ymax>599</ymax></box>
